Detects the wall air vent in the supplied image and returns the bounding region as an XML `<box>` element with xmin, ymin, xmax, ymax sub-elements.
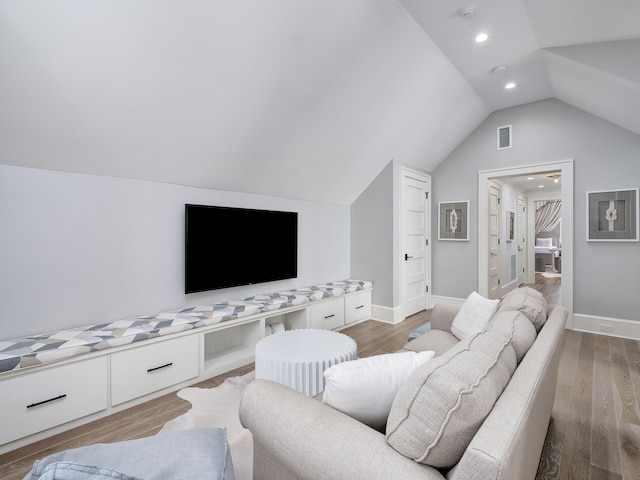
<box><xmin>497</xmin><ymin>125</ymin><xmax>512</xmax><ymax>150</ymax></box>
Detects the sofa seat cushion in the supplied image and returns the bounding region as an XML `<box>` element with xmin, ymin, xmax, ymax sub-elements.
<box><xmin>386</xmin><ymin>330</ymin><xmax>517</xmax><ymax>468</ymax></box>
<box><xmin>322</xmin><ymin>351</ymin><xmax>435</xmax><ymax>432</ymax></box>
<box><xmin>484</xmin><ymin>311</ymin><xmax>537</xmax><ymax>363</ymax></box>
<box><xmin>451</xmin><ymin>291</ymin><xmax>500</xmax><ymax>340</ymax></box>
<box><xmin>401</xmin><ymin>329</ymin><xmax>459</xmax><ymax>357</ymax></box>
<box><xmin>496</xmin><ymin>286</ymin><xmax>548</xmax><ymax>332</ymax></box>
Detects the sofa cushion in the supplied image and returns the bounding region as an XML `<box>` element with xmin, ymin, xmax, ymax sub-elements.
<box><xmin>24</xmin><ymin>429</ymin><xmax>235</xmax><ymax>480</ymax></box>
<box><xmin>402</xmin><ymin>329</ymin><xmax>459</xmax><ymax>357</ymax></box>
<box><xmin>484</xmin><ymin>310</ymin><xmax>537</xmax><ymax>363</ymax></box>
<box><xmin>451</xmin><ymin>291</ymin><xmax>500</xmax><ymax>340</ymax></box>
<box><xmin>386</xmin><ymin>330</ymin><xmax>517</xmax><ymax>468</ymax></box>
<box><xmin>322</xmin><ymin>350</ymin><xmax>435</xmax><ymax>432</ymax></box>
<box><xmin>496</xmin><ymin>286</ymin><xmax>548</xmax><ymax>332</ymax></box>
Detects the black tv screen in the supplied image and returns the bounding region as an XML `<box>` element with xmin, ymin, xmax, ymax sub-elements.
<box><xmin>185</xmin><ymin>204</ymin><xmax>298</xmax><ymax>294</ymax></box>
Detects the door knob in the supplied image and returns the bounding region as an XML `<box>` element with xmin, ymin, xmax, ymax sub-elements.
<box><xmin>405</xmin><ymin>253</ymin><xmax>413</xmax><ymax>261</ymax></box>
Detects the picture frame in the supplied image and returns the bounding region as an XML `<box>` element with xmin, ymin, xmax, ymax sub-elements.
<box><xmin>507</xmin><ymin>210</ymin><xmax>515</xmax><ymax>242</ymax></box>
<box><xmin>438</xmin><ymin>201</ymin><xmax>469</xmax><ymax>241</ymax></box>
<box><xmin>586</xmin><ymin>188</ymin><xmax>639</xmax><ymax>242</ymax></box>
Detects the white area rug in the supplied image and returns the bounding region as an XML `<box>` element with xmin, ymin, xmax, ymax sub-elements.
<box><xmin>160</xmin><ymin>371</ymin><xmax>255</xmax><ymax>480</ymax></box>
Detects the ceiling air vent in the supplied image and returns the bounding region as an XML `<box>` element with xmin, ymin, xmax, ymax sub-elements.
<box><xmin>497</xmin><ymin>125</ymin><xmax>512</xmax><ymax>150</ymax></box>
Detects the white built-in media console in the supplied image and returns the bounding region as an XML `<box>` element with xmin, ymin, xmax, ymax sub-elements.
<box><xmin>0</xmin><ymin>283</ymin><xmax>372</xmax><ymax>454</ymax></box>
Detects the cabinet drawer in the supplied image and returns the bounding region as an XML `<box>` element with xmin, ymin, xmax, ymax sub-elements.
<box><xmin>111</xmin><ymin>335</ymin><xmax>199</xmax><ymax>406</ymax></box>
<box><xmin>309</xmin><ymin>297</ymin><xmax>344</xmax><ymax>330</ymax></box>
<box><xmin>345</xmin><ymin>291</ymin><xmax>372</xmax><ymax>324</ymax></box>
<box><xmin>0</xmin><ymin>357</ymin><xmax>108</xmax><ymax>445</ymax></box>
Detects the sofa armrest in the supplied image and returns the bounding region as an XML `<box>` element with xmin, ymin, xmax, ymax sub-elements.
<box><xmin>431</xmin><ymin>303</ymin><xmax>461</xmax><ymax>333</ymax></box>
<box><xmin>240</xmin><ymin>379</ymin><xmax>444</xmax><ymax>480</ymax></box>
<box><xmin>449</xmin><ymin>305</ymin><xmax>568</xmax><ymax>480</ymax></box>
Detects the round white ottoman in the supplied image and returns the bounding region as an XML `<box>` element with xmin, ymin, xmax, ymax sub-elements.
<box><xmin>255</xmin><ymin>329</ymin><xmax>357</xmax><ymax>396</ymax></box>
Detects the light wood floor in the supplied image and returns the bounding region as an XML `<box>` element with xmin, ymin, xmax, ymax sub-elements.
<box><xmin>3</xmin><ymin>284</ymin><xmax>640</xmax><ymax>479</ymax></box>
<box><xmin>533</xmin><ymin>271</ymin><xmax>562</xmax><ymax>306</ymax></box>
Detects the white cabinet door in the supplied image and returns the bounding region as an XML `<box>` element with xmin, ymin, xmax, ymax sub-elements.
<box><xmin>309</xmin><ymin>297</ymin><xmax>344</xmax><ymax>330</ymax></box>
<box><xmin>344</xmin><ymin>291</ymin><xmax>372</xmax><ymax>325</ymax></box>
<box><xmin>0</xmin><ymin>357</ymin><xmax>108</xmax><ymax>445</ymax></box>
<box><xmin>111</xmin><ymin>335</ymin><xmax>199</xmax><ymax>406</ymax></box>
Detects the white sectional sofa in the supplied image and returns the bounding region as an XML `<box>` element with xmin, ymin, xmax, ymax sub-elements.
<box><xmin>240</xmin><ymin>287</ymin><xmax>568</xmax><ymax>480</ymax></box>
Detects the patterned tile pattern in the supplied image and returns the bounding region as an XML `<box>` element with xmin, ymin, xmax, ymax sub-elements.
<box><xmin>0</xmin><ymin>279</ymin><xmax>372</xmax><ymax>374</ymax></box>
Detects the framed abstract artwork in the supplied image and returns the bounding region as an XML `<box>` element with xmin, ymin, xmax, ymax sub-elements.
<box><xmin>507</xmin><ymin>210</ymin><xmax>515</xmax><ymax>242</ymax></box>
<box><xmin>586</xmin><ymin>188</ymin><xmax>639</xmax><ymax>241</ymax></box>
<box><xmin>438</xmin><ymin>201</ymin><xmax>469</xmax><ymax>241</ymax></box>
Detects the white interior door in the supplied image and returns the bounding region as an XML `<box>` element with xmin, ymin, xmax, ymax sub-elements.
<box><xmin>517</xmin><ymin>194</ymin><xmax>527</xmax><ymax>285</ymax></box>
<box><xmin>401</xmin><ymin>168</ymin><xmax>430</xmax><ymax>318</ymax></box>
<box><xmin>488</xmin><ymin>181</ymin><xmax>501</xmax><ymax>299</ymax></box>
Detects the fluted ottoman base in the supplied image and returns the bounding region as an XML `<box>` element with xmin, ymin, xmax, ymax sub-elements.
<box><xmin>255</xmin><ymin>329</ymin><xmax>357</xmax><ymax>396</ymax></box>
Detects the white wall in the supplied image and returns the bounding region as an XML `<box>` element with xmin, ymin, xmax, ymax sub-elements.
<box><xmin>351</xmin><ymin>159</ymin><xmax>430</xmax><ymax>315</ymax></box>
<box><xmin>351</xmin><ymin>161</ymin><xmax>393</xmax><ymax>307</ymax></box>
<box><xmin>0</xmin><ymin>165</ymin><xmax>350</xmax><ymax>339</ymax></box>
<box><xmin>0</xmin><ymin>0</ymin><xmax>488</xmax><ymax>206</ymax></box>
<box><xmin>432</xmin><ymin>98</ymin><xmax>640</xmax><ymax>323</ymax></box>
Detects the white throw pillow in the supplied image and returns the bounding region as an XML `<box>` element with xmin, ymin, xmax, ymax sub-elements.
<box><xmin>386</xmin><ymin>331</ymin><xmax>517</xmax><ymax>468</ymax></box>
<box><xmin>451</xmin><ymin>291</ymin><xmax>500</xmax><ymax>340</ymax></box>
<box><xmin>536</xmin><ymin>237</ymin><xmax>553</xmax><ymax>247</ymax></box>
<box><xmin>322</xmin><ymin>350</ymin><xmax>435</xmax><ymax>431</ymax></box>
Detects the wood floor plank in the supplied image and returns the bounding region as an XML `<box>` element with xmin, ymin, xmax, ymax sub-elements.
<box><xmin>556</xmin><ymin>329</ymin><xmax>582</xmax><ymax>388</ymax></box>
<box><xmin>537</xmin><ymin>384</ymin><xmax>573</xmax><ymax>480</ymax></box>
<box><xmin>590</xmin><ymin>465</ymin><xmax>623</xmax><ymax>480</ymax></box>
<box><xmin>609</xmin><ymin>337</ymin><xmax>640</xmax><ymax>480</ymax></box>
<box><xmin>536</xmin><ymin>330</ymin><xmax>582</xmax><ymax>479</ymax></box>
<box><xmin>623</xmin><ymin>339</ymin><xmax>640</xmax><ymax>410</ymax></box>
<box><xmin>592</xmin><ymin>334</ymin><xmax>622</xmax><ymax>475</ymax></box>
<box><xmin>558</xmin><ymin>332</ymin><xmax>594</xmax><ymax>480</ymax></box>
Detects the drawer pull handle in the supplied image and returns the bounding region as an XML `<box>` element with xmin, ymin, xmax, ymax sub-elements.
<box><xmin>355</xmin><ymin>305</ymin><xmax>365</xmax><ymax>309</ymax></box>
<box><xmin>27</xmin><ymin>394</ymin><xmax>67</xmax><ymax>409</ymax></box>
<box><xmin>147</xmin><ymin>362</ymin><xmax>173</xmax><ymax>373</ymax></box>
<box><xmin>324</xmin><ymin>314</ymin><xmax>335</xmax><ymax>319</ymax></box>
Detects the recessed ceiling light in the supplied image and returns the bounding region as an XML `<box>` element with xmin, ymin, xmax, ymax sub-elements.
<box><xmin>538</xmin><ymin>185</ymin><xmax>544</xmax><ymax>188</ymax></box>
<box><xmin>505</xmin><ymin>82</ymin><xmax>517</xmax><ymax>89</ymax></box>
<box><xmin>527</xmin><ymin>177</ymin><xmax>534</xmax><ymax>180</ymax></box>
<box><xmin>475</xmin><ymin>33</ymin><xmax>488</xmax><ymax>43</ymax></box>
<box><xmin>458</xmin><ymin>5</ymin><xmax>477</xmax><ymax>17</ymax></box>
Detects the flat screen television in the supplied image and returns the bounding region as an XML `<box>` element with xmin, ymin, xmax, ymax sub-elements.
<box><xmin>185</xmin><ymin>204</ymin><xmax>298</xmax><ymax>294</ymax></box>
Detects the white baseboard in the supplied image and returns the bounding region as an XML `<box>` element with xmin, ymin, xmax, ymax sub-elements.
<box><xmin>573</xmin><ymin>313</ymin><xmax>640</xmax><ymax>340</ymax></box>
<box><xmin>430</xmin><ymin>295</ymin><xmax>465</xmax><ymax>307</ymax></box>
<box><xmin>501</xmin><ymin>280</ymin><xmax>518</xmax><ymax>296</ymax></box>
<box><xmin>371</xmin><ymin>304</ymin><xmax>404</xmax><ymax>324</ymax></box>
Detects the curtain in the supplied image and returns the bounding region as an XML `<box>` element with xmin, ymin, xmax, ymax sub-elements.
<box><xmin>535</xmin><ymin>200</ymin><xmax>561</xmax><ymax>234</ymax></box>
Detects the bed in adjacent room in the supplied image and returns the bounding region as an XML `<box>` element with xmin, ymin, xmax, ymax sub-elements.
<box><xmin>535</xmin><ymin>234</ymin><xmax>559</xmax><ymax>272</ymax></box>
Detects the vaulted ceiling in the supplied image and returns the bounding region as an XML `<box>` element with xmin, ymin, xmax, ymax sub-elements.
<box><xmin>1</xmin><ymin>1</ymin><xmax>638</xmax><ymax>205</ymax></box>
<box><xmin>400</xmin><ymin>0</ymin><xmax>640</xmax><ymax>136</ymax></box>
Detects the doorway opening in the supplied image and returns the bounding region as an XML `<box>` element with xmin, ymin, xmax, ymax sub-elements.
<box><xmin>478</xmin><ymin>160</ymin><xmax>573</xmax><ymax>326</ymax></box>
<box><xmin>532</xmin><ymin>196</ymin><xmax>562</xmax><ymax>305</ymax></box>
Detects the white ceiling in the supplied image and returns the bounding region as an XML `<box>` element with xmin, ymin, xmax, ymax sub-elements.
<box><xmin>399</xmin><ymin>0</ymin><xmax>640</xmax><ymax>136</ymax></box>
<box><xmin>0</xmin><ymin>1</ymin><xmax>638</xmax><ymax>205</ymax></box>
<box><xmin>501</xmin><ymin>171</ymin><xmax>562</xmax><ymax>195</ymax></box>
